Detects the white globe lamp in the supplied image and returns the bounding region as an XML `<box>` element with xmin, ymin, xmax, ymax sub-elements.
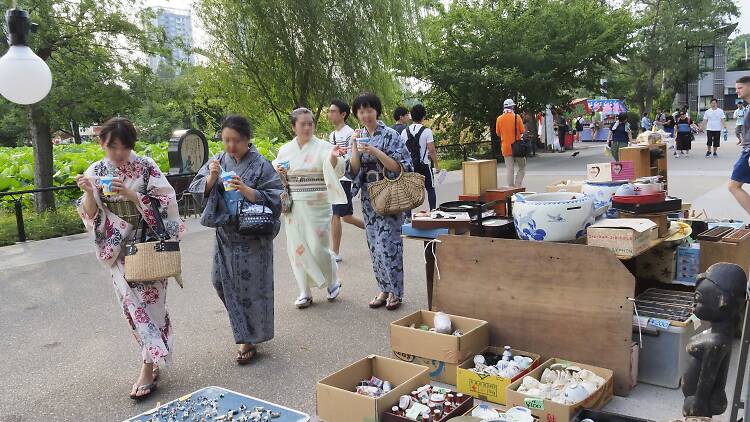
<box><xmin>0</xmin><ymin>7</ymin><xmax>52</xmax><ymax>105</ymax></box>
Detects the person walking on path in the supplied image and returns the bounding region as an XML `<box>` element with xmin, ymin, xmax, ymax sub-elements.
<box><xmin>190</xmin><ymin>115</ymin><xmax>283</xmax><ymax>364</ymax></box>
<box><xmin>734</xmin><ymin>102</ymin><xmax>746</xmax><ymax>145</ymax></box>
<box><xmin>76</xmin><ymin>117</ymin><xmax>186</xmax><ymax>400</ymax></box>
<box><xmin>273</xmin><ymin>108</ymin><xmax>348</xmax><ymax>309</ymax></box>
<box><xmin>327</xmin><ymin>99</ymin><xmax>364</xmax><ymax>263</ymax></box>
<box><xmin>401</xmin><ymin>103</ymin><xmax>441</xmax><ymax>210</ymax></box>
<box><xmin>391</xmin><ymin>106</ymin><xmax>410</xmax><ymax>136</ymax></box>
<box><xmin>674</xmin><ymin>110</ymin><xmax>694</xmax><ymax>158</ymax></box>
<box><xmin>495</xmin><ymin>99</ymin><xmax>526</xmax><ymax>187</ymax></box>
<box><xmin>640</xmin><ymin>112</ymin><xmax>653</xmax><ymax>133</ymax></box>
<box><xmin>727</xmin><ymin>76</ymin><xmax>750</xmax><ymax>215</ymax></box>
<box><xmin>607</xmin><ymin>112</ymin><xmax>632</xmax><ymax>161</ymax></box>
<box><xmin>702</xmin><ymin>98</ymin><xmax>726</xmax><ymax>157</ymax></box>
<box><xmin>348</xmin><ymin>92</ymin><xmax>413</xmax><ymax>311</ymax></box>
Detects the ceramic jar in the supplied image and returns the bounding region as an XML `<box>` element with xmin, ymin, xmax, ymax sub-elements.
<box><xmin>581</xmin><ymin>180</ymin><xmax>628</xmax><ymax>217</ymax></box>
<box><xmin>512</xmin><ymin>192</ymin><xmax>595</xmax><ymax>242</ymax></box>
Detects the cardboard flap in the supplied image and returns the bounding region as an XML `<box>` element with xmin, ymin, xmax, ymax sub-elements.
<box><xmin>589</xmin><ymin>218</ymin><xmax>657</xmax><ymax>232</ymax></box>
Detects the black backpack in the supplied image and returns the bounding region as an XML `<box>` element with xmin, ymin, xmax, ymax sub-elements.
<box><xmin>405</xmin><ymin>125</ymin><xmax>428</xmax><ymax>170</ymax></box>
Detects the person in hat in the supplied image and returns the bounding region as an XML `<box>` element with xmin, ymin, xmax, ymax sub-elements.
<box><xmin>495</xmin><ymin>98</ymin><xmax>526</xmax><ymax>187</ymax></box>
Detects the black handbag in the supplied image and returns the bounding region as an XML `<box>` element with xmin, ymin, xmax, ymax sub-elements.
<box><xmin>510</xmin><ymin>113</ymin><xmax>530</xmax><ymax>158</ymax></box>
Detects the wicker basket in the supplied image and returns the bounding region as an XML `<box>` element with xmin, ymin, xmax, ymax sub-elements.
<box><xmin>105</xmin><ymin>200</ymin><xmax>141</xmax><ymax>227</ymax></box>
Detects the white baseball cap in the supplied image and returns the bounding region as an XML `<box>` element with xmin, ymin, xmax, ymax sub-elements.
<box><xmin>503</xmin><ymin>99</ymin><xmax>515</xmax><ymax>108</ymax></box>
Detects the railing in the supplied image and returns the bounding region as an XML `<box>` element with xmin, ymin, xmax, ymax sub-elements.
<box><xmin>435</xmin><ymin>140</ymin><xmax>496</xmax><ymax>161</ymax></box>
<box><xmin>0</xmin><ymin>172</ymin><xmax>197</xmax><ymax>243</ymax></box>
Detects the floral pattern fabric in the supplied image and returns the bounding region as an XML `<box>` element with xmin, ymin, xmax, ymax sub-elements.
<box><xmin>77</xmin><ymin>151</ymin><xmax>186</xmax><ymax>366</ymax></box>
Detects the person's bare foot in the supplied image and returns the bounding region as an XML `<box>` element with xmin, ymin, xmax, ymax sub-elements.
<box><xmin>236</xmin><ymin>343</ymin><xmax>257</xmax><ymax>364</ymax></box>
<box><xmin>129</xmin><ymin>362</ymin><xmax>156</xmax><ymax>399</ymax></box>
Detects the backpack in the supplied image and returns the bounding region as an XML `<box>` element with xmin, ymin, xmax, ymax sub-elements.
<box><xmin>405</xmin><ymin>125</ymin><xmax>428</xmax><ymax>171</ymax></box>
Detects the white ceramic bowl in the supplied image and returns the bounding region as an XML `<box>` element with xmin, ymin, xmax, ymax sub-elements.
<box><xmin>581</xmin><ymin>181</ymin><xmax>627</xmax><ymax>216</ymax></box>
<box><xmin>512</xmin><ymin>192</ymin><xmax>595</xmax><ymax>242</ymax></box>
<box><xmin>634</xmin><ymin>182</ymin><xmax>663</xmax><ymax>194</ymax></box>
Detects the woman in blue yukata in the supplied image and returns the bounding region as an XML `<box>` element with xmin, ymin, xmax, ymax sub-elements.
<box><xmin>347</xmin><ymin>92</ymin><xmax>413</xmax><ymax>310</ymax></box>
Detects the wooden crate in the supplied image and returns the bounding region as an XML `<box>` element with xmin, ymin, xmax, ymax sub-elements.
<box><xmin>462</xmin><ymin>159</ymin><xmax>497</xmax><ymax>196</ymax></box>
<box><xmin>700</xmin><ymin>237</ymin><xmax>750</xmax><ymax>275</ymax></box>
<box><xmin>618</xmin><ymin>147</ymin><xmax>649</xmax><ymax>179</ymax></box>
<box><xmin>484</xmin><ymin>186</ymin><xmax>525</xmax><ymax>216</ymax></box>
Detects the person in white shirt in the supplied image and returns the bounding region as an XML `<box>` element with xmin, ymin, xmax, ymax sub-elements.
<box><xmin>400</xmin><ymin>104</ymin><xmax>441</xmax><ymax>210</ymax></box>
<box><xmin>327</xmin><ymin>99</ymin><xmax>364</xmax><ymax>262</ymax></box>
<box><xmin>734</xmin><ymin>102</ymin><xmax>746</xmax><ymax>145</ymax></box>
<box><xmin>702</xmin><ymin>98</ymin><xmax>726</xmax><ymax>157</ymax></box>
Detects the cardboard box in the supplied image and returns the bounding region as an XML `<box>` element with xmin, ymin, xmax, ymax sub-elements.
<box><xmin>620</xmin><ymin>212</ymin><xmax>669</xmax><ymax>238</ymax></box>
<box><xmin>586</xmin><ymin>161</ymin><xmax>635</xmax><ymax>182</ymax></box>
<box><xmin>456</xmin><ymin>347</ymin><xmax>542</xmax><ymax>405</ymax></box>
<box><xmin>634</xmin><ymin>243</ymin><xmax>678</xmax><ymax>283</ymax></box>
<box><xmin>382</xmin><ymin>393</ymin><xmax>474</xmax><ymax>422</ymax></box>
<box><xmin>316</xmin><ymin>355</ymin><xmax>430</xmax><ymax>422</ymax></box>
<box><xmin>700</xmin><ymin>236</ymin><xmax>750</xmax><ymax>276</ymax></box>
<box><xmin>676</xmin><ymin>242</ymin><xmax>700</xmax><ymax>283</ymax></box>
<box><xmin>546</xmin><ymin>180</ymin><xmax>584</xmax><ymax>193</ymax></box>
<box><xmin>392</xmin><ymin>352</ymin><xmax>465</xmax><ymax>385</ymax></box>
<box><xmin>587</xmin><ymin>219</ymin><xmax>658</xmax><ymax>259</ymax></box>
<box><xmin>463</xmin><ymin>160</ymin><xmax>497</xmax><ymax>196</ymax></box>
<box><xmin>506</xmin><ymin>358</ymin><xmax>614</xmax><ymax>422</ymax></box>
<box><xmin>390</xmin><ymin>310</ymin><xmax>489</xmax><ymax>364</ymax></box>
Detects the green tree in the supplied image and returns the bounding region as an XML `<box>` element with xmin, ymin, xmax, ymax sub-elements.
<box><xmin>414</xmin><ymin>0</ymin><xmax>633</xmax><ymax>141</ymax></box>
<box><xmin>727</xmin><ymin>34</ymin><xmax>750</xmax><ymax>71</ymax></box>
<box><xmin>195</xmin><ymin>0</ymin><xmax>419</xmax><ymax>138</ymax></box>
<box><xmin>610</xmin><ymin>0</ymin><xmax>738</xmax><ymax>114</ymax></box>
<box><xmin>0</xmin><ymin>0</ymin><xmax>165</xmax><ymax>211</ymax></box>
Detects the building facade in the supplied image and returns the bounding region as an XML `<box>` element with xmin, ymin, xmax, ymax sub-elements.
<box><xmin>148</xmin><ymin>7</ymin><xmax>194</xmax><ymax>74</ymax></box>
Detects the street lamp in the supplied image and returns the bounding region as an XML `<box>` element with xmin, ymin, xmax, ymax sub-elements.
<box><xmin>0</xmin><ymin>2</ymin><xmax>52</xmax><ymax>105</ymax></box>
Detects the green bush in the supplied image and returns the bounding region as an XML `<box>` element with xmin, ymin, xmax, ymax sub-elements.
<box><xmin>0</xmin><ymin>206</ymin><xmax>85</xmax><ymax>247</ymax></box>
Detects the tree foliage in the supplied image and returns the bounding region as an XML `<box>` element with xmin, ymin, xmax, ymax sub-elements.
<box><xmin>413</xmin><ymin>0</ymin><xmax>633</xmax><ymax>141</ymax></box>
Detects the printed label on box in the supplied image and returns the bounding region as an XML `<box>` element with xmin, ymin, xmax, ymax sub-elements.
<box><xmin>524</xmin><ymin>398</ymin><xmax>544</xmax><ymax>410</ymax></box>
<box><xmin>469</xmin><ymin>379</ymin><xmax>499</xmax><ymax>398</ymax></box>
<box><xmin>648</xmin><ymin>318</ymin><xmax>671</xmax><ymax>329</ymax></box>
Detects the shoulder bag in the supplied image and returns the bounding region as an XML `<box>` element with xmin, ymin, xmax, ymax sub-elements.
<box><xmin>124</xmin><ymin>199</ymin><xmax>182</xmax><ymax>285</ymax></box>
<box><xmin>367</xmin><ymin>165</ymin><xmax>425</xmax><ymax>215</ymax></box>
<box><xmin>511</xmin><ymin>113</ymin><xmax>530</xmax><ymax>157</ymax></box>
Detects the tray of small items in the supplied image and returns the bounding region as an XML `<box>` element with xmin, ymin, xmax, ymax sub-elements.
<box><xmin>126</xmin><ymin>386</ymin><xmax>310</xmax><ymax>422</ymax></box>
<box><xmin>381</xmin><ymin>384</ymin><xmax>473</xmax><ymax>422</ymax></box>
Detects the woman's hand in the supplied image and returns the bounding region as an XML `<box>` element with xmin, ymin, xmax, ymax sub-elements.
<box><xmin>111</xmin><ymin>178</ymin><xmax>139</xmax><ymax>203</ymax></box>
<box><xmin>359</xmin><ymin>144</ymin><xmax>382</xmax><ymax>157</ymax></box>
<box><xmin>75</xmin><ymin>175</ymin><xmax>95</xmax><ymax>194</ymax></box>
<box><xmin>331</xmin><ymin>145</ymin><xmax>346</xmax><ymax>158</ymax></box>
<box><xmin>230</xmin><ymin>176</ymin><xmax>258</xmax><ymax>202</ymax></box>
<box><xmin>208</xmin><ymin>160</ymin><xmax>221</xmax><ymax>177</ymax></box>
<box><xmin>275</xmin><ymin>165</ymin><xmax>288</xmax><ymax>177</ymax></box>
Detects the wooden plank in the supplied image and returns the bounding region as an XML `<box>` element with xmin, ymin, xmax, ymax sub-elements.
<box><xmin>431</xmin><ymin>235</ymin><xmax>635</xmax><ymax>396</ymax></box>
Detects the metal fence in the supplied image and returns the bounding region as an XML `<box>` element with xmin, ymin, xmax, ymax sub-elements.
<box><xmin>0</xmin><ymin>172</ymin><xmax>197</xmax><ymax>243</ymax></box>
<box><xmin>435</xmin><ymin>140</ymin><xmax>496</xmax><ymax>162</ymax></box>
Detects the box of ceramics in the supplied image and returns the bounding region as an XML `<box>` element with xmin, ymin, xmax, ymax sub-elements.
<box><xmin>505</xmin><ymin>358</ymin><xmax>614</xmax><ymax>422</ymax></box>
<box><xmin>381</xmin><ymin>384</ymin><xmax>474</xmax><ymax>422</ymax></box>
<box><xmin>316</xmin><ymin>355</ymin><xmax>429</xmax><ymax>422</ymax></box>
<box><xmin>390</xmin><ymin>311</ymin><xmax>490</xmax><ymax>365</ymax></box>
<box><xmin>455</xmin><ymin>346</ymin><xmax>542</xmax><ymax>405</ymax></box>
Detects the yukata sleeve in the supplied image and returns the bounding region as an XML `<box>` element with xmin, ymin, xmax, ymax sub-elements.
<box><xmin>385</xmin><ymin>130</ymin><xmax>413</xmax><ymax>179</ymax></box>
<box><xmin>188</xmin><ymin>153</ymin><xmax>221</xmax><ymax>206</ymax></box>
<box><xmin>136</xmin><ymin>157</ymin><xmax>186</xmax><ymax>242</ymax></box>
<box><xmin>253</xmin><ymin>159</ymin><xmax>285</xmax><ymax>218</ymax></box>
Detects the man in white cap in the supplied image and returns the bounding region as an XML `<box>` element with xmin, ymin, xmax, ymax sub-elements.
<box><xmin>495</xmin><ymin>98</ymin><xmax>526</xmax><ymax>187</ymax></box>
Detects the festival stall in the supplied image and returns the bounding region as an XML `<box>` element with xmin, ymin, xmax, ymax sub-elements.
<box><xmin>580</xmin><ymin>99</ymin><xmax>629</xmax><ymax>142</ymax></box>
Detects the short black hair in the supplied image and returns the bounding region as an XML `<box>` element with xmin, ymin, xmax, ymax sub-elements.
<box><xmin>710</xmin><ymin>98</ymin><xmax>718</xmax><ymax>103</ymax></box>
<box><xmin>738</xmin><ymin>75</ymin><xmax>750</xmax><ymax>84</ymax></box>
<box><xmin>330</xmin><ymin>99</ymin><xmax>350</xmax><ymax>120</ymax></box>
<box><xmin>642</xmin><ymin>112</ymin><xmax>648</xmax><ymax>116</ymax></box>
<box><xmin>393</xmin><ymin>106</ymin><xmax>409</xmax><ymax>121</ymax></box>
<box><xmin>410</xmin><ymin>104</ymin><xmax>427</xmax><ymax>122</ymax></box>
<box><xmin>99</xmin><ymin>117</ymin><xmax>137</xmax><ymax>149</ymax></box>
<box><xmin>618</xmin><ymin>112</ymin><xmax>628</xmax><ymax>121</ymax></box>
<box><xmin>352</xmin><ymin>92</ymin><xmax>382</xmax><ymax>119</ymax></box>
<box><xmin>220</xmin><ymin>114</ymin><xmax>253</xmax><ymax>139</ymax></box>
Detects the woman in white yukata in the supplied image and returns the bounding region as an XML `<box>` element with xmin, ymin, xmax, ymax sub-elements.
<box><xmin>273</xmin><ymin>107</ymin><xmax>348</xmax><ymax>308</ymax></box>
<box><xmin>75</xmin><ymin>118</ymin><xmax>185</xmax><ymax>400</ymax></box>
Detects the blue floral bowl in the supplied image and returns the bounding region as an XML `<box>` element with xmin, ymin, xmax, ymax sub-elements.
<box><xmin>512</xmin><ymin>192</ymin><xmax>595</xmax><ymax>241</ymax></box>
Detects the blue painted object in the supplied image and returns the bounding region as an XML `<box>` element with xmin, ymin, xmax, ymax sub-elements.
<box><xmin>126</xmin><ymin>386</ymin><xmax>310</xmax><ymax>422</ymax></box>
<box><xmin>401</xmin><ymin>223</ymin><xmax>449</xmax><ymax>239</ymax></box>
<box><xmin>224</xmin><ymin>189</ymin><xmax>243</xmax><ymax>217</ymax></box>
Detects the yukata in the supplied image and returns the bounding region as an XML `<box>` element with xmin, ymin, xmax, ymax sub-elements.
<box><xmin>189</xmin><ymin>146</ymin><xmax>283</xmax><ymax>345</ymax></box>
<box><xmin>347</xmin><ymin>121</ymin><xmax>413</xmax><ymax>299</ymax></box>
<box><xmin>77</xmin><ymin>152</ymin><xmax>186</xmax><ymax>367</ymax></box>
<box><xmin>273</xmin><ymin>137</ymin><xmax>346</xmax><ymax>295</ymax></box>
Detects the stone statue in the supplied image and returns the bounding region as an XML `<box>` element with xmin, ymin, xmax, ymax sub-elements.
<box><xmin>683</xmin><ymin>263</ymin><xmax>748</xmax><ymax>417</ymax></box>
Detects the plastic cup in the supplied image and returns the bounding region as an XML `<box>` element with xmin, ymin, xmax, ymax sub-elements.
<box><xmin>278</xmin><ymin>160</ymin><xmax>290</xmax><ymax>170</ymax></box>
<box><xmin>221</xmin><ymin>171</ymin><xmax>237</xmax><ymax>191</ymax></box>
<box><xmin>100</xmin><ymin>176</ymin><xmax>115</xmax><ymax>196</ymax></box>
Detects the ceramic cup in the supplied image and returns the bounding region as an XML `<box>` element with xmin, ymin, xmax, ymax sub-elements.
<box><xmin>505</xmin><ymin>407</ymin><xmax>534</xmax><ymax>422</ymax></box>
<box><xmin>100</xmin><ymin>175</ymin><xmax>116</xmax><ymax>196</ymax></box>
<box><xmin>221</xmin><ymin>170</ymin><xmax>238</xmax><ymax>191</ymax></box>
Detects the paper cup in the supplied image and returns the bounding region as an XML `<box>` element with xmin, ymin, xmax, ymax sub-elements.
<box><xmin>221</xmin><ymin>171</ymin><xmax>237</xmax><ymax>191</ymax></box>
<box><xmin>100</xmin><ymin>176</ymin><xmax>115</xmax><ymax>196</ymax></box>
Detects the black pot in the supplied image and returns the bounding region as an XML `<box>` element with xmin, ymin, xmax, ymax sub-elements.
<box><xmin>470</xmin><ymin>217</ymin><xmax>517</xmax><ymax>238</ymax></box>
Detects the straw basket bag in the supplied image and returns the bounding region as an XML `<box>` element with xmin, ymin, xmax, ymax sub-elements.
<box><xmin>367</xmin><ymin>166</ymin><xmax>425</xmax><ymax>215</ymax></box>
<box><xmin>124</xmin><ymin>199</ymin><xmax>182</xmax><ymax>285</ymax></box>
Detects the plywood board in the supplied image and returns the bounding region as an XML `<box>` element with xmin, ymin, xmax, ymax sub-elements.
<box><xmin>431</xmin><ymin>235</ymin><xmax>635</xmax><ymax>396</ymax></box>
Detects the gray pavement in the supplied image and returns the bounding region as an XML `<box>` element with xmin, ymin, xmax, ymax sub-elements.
<box><xmin>1</xmin><ymin>130</ymin><xmax>749</xmax><ymax>421</ymax></box>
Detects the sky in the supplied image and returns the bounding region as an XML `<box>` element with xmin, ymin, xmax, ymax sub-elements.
<box><xmin>147</xmin><ymin>0</ymin><xmax>750</xmax><ymax>45</ymax></box>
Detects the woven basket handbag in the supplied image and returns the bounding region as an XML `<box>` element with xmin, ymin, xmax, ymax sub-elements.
<box><xmin>124</xmin><ymin>199</ymin><xmax>182</xmax><ymax>284</ymax></box>
<box><xmin>367</xmin><ymin>166</ymin><xmax>425</xmax><ymax>215</ymax></box>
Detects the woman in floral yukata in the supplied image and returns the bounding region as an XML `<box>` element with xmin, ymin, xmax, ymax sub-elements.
<box><xmin>273</xmin><ymin>107</ymin><xmax>348</xmax><ymax>309</ymax></box>
<box><xmin>347</xmin><ymin>92</ymin><xmax>413</xmax><ymax>310</ymax></box>
<box><xmin>75</xmin><ymin>117</ymin><xmax>186</xmax><ymax>400</ymax></box>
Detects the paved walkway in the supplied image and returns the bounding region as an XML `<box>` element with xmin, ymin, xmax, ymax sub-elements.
<box><xmin>1</xmin><ymin>134</ymin><xmax>748</xmax><ymax>421</ymax></box>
